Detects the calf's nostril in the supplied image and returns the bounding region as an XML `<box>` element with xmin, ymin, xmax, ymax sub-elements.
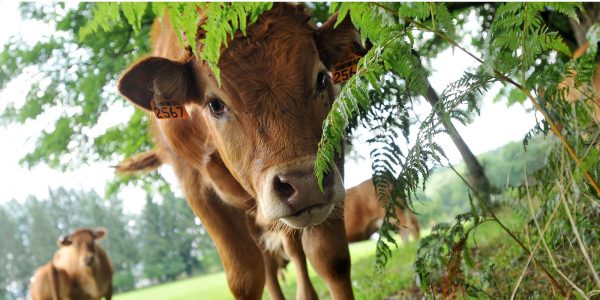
<box><xmin>273</xmin><ymin>175</ymin><xmax>296</xmax><ymax>200</ymax></box>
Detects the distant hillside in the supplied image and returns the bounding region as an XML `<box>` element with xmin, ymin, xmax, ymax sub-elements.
<box><xmin>413</xmin><ymin>135</ymin><xmax>552</xmax><ymax>225</ymax></box>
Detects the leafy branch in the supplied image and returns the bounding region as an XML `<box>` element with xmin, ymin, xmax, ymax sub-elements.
<box><xmin>368</xmin><ymin>2</ymin><xmax>599</xmax><ymax>195</ymax></box>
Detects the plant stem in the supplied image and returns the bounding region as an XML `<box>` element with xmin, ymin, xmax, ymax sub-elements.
<box><xmin>557</xmin><ymin>180</ymin><xmax>600</xmax><ymax>288</ymax></box>
<box><xmin>446</xmin><ymin>162</ymin><xmax>567</xmax><ymax>296</ymax></box>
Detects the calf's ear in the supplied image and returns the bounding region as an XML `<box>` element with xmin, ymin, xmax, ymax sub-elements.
<box><xmin>315</xmin><ymin>13</ymin><xmax>367</xmax><ymax>69</ymax></box>
<box><xmin>118</xmin><ymin>57</ymin><xmax>201</xmax><ymax>111</ymax></box>
<box><xmin>93</xmin><ymin>229</ymin><xmax>106</xmax><ymax>240</ymax></box>
<box><xmin>57</xmin><ymin>236</ymin><xmax>72</xmax><ymax>247</ymax></box>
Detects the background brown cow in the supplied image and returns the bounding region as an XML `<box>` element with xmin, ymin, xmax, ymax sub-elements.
<box><xmin>116</xmin><ymin>3</ymin><xmax>364</xmax><ymax>299</ymax></box>
<box><xmin>53</xmin><ymin>228</ymin><xmax>113</xmax><ymax>300</ymax></box>
<box><xmin>561</xmin><ymin>41</ymin><xmax>600</xmax><ymax>123</ymax></box>
<box><xmin>29</xmin><ymin>263</ymin><xmax>71</xmax><ymax>300</ymax></box>
<box><xmin>344</xmin><ymin>179</ymin><xmax>420</xmax><ymax>244</ymax></box>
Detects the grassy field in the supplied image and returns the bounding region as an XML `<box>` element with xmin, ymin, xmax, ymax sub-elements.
<box><xmin>114</xmin><ymin>235</ymin><xmax>421</xmax><ymax>300</ymax></box>
<box><xmin>114</xmin><ymin>218</ymin><xmax>514</xmax><ymax>300</ymax></box>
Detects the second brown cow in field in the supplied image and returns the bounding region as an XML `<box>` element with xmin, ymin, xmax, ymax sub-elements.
<box><xmin>559</xmin><ymin>41</ymin><xmax>600</xmax><ymax>124</ymax></box>
<box><xmin>345</xmin><ymin>179</ymin><xmax>420</xmax><ymax>243</ymax></box>
<box><xmin>52</xmin><ymin>228</ymin><xmax>113</xmax><ymax>300</ymax></box>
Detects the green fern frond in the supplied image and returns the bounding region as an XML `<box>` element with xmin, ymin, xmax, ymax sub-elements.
<box><xmin>398</xmin><ymin>2</ymin><xmax>431</xmax><ymax>21</ymax></box>
<box><xmin>79</xmin><ymin>2</ymin><xmax>120</xmax><ymax>40</ymax></box>
<box><xmin>120</xmin><ymin>3</ymin><xmax>148</xmax><ymax>32</ymax></box>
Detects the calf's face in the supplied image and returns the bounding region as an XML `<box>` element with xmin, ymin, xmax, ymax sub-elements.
<box><xmin>59</xmin><ymin>229</ymin><xmax>105</xmax><ymax>267</ymax></box>
<box><xmin>119</xmin><ymin>4</ymin><xmax>361</xmax><ymax>228</ymax></box>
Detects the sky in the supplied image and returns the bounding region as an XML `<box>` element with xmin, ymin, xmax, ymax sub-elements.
<box><xmin>0</xmin><ymin>2</ymin><xmax>538</xmax><ymax>214</ymax></box>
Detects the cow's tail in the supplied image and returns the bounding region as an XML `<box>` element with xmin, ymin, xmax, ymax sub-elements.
<box><xmin>50</xmin><ymin>265</ymin><xmax>59</xmax><ymax>300</ymax></box>
<box><xmin>113</xmin><ymin>149</ymin><xmax>163</xmax><ymax>175</ymax></box>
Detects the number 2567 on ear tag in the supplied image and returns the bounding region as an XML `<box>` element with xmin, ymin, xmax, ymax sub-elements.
<box><xmin>151</xmin><ymin>100</ymin><xmax>189</xmax><ymax>120</ymax></box>
<box><xmin>332</xmin><ymin>53</ymin><xmax>361</xmax><ymax>84</ymax></box>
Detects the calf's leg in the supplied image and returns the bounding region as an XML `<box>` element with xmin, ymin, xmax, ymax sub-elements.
<box><xmin>246</xmin><ymin>217</ymin><xmax>285</xmax><ymax>300</ymax></box>
<box><xmin>262</xmin><ymin>249</ymin><xmax>286</xmax><ymax>300</ymax></box>
<box><xmin>282</xmin><ymin>231</ymin><xmax>318</xmax><ymax>300</ymax></box>
<box><xmin>186</xmin><ymin>189</ymin><xmax>265</xmax><ymax>299</ymax></box>
<box><xmin>302</xmin><ymin>216</ymin><xmax>354</xmax><ymax>300</ymax></box>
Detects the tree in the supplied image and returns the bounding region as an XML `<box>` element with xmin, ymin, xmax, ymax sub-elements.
<box><xmin>24</xmin><ymin>196</ymin><xmax>61</xmax><ymax>269</ymax></box>
<box><xmin>161</xmin><ymin>189</ymin><xmax>202</xmax><ymax>277</ymax></box>
<box><xmin>137</xmin><ymin>187</ymin><xmax>211</xmax><ymax>282</ymax></box>
<box><xmin>0</xmin><ymin>206</ymin><xmax>32</xmax><ymax>299</ymax></box>
<box><xmin>0</xmin><ymin>3</ymin><xmax>154</xmax><ymax>171</ymax></box>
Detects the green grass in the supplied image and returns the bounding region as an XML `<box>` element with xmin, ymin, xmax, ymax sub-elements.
<box><xmin>113</xmin><ymin>271</ymin><xmax>234</xmax><ymax>300</ymax></box>
<box><xmin>114</xmin><ymin>235</ymin><xmax>422</xmax><ymax>300</ymax></box>
<box><xmin>114</xmin><ymin>214</ymin><xmax>519</xmax><ymax>300</ymax></box>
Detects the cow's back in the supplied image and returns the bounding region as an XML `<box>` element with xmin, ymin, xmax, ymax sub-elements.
<box><xmin>344</xmin><ymin>180</ymin><xmax>385</xmax><ymax>242</ymax></box>
<box><xmin>560</xmin><ymin>41</ymin><xmax>600</xmax><ymax>123</ymax></box>
<box><xmin>344</xmin><ymin>179</ymin><xmax>420</xmax><ymax>243</ymax></box>
<box><xmin>30</xmin><ymin>263</ymin><xmax>70</xmax><ymax>300</ymax></box>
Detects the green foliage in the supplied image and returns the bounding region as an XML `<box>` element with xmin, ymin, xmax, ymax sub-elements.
<box><xmin>196</xmin><ymin>3</ymin><xmax>273</xmax><ymax>84</ymax></box>
<box><xmin>484</xmin><ymin>3</ymin><xmax>579</xmax><ymax>79</ymax></box>
<box><xmin>76</xmin><ymin>1</ymin><xmax>598</xmax><ymax>287</ymax></box>
<box><xmin>0</xmin><ymin>205</ymin><xmax>32</xmax><ymax>298</ymax></box>
<box><xmin>413</xmin><ymin>136</ymin><xmax>551</xmax><ymax>225</ymax></box>
<box><xmin>138</xmin><ymin>188</ymin><xmax>209</xmax><ymax>282</ymax></box>
<box><xmin>415</xmin><ymin>209</ymin><xmax>482</xmax><ymax>297</ymax></box>
<box><xmin>315</xmin><ymin>2</ymin><xmax>595</xmax><ymax>276</ymax></box>
<box><xmin>82</xmin><ymin>2</ymin><xmax>273</xmax><ymax>84</ymax></box>
<box><xmin>1</xmin><ymin>2</ymin><xmax>154</xmax><ymax>171</ymax></box>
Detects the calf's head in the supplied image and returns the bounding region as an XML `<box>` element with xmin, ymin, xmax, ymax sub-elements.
<box><xmin>118</xmin><ymin>4</ymin><xmax>363</xmax><ymax>228</ymax></box>
<box><xmin>58</xmin><ymin>228</ymin><xmax>105</xmax><ymax>267</ymax></box>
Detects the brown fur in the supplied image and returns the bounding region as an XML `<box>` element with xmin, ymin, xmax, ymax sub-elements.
<box><xmin>117</xmin><ymin>4</ymin><xmax>363</xmax><ymax>299</ymax></box>
<box><xmin>344</xmin><ymin>179</ymin><xmax>420</xmax><ymax>243</ymax></box>
<box><xmin>53</xmin><ymin>229</ymin><xmax>113</xmax><ymax>300</ymax></box>
<box><xmin>30</xmin><ymin>263</ymin><xmax>71</xmax><ymax>300</ymax></box>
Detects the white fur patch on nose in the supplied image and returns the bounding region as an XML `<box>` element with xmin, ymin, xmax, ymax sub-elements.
<box><xmin>258</xmin><ymin>156</ymin><xmax>344</xmax><ymax>227</ymax></box>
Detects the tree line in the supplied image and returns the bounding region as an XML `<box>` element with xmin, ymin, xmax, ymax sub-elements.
<box><xmin>0</xmin><ymin>187</ymin><xmax>221</xmax><ymax>300</ymax></box>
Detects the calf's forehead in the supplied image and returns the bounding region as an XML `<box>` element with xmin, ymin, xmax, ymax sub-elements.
<box><xmin>217</xmin><ymin>21</ymin><xmax>320</xmax><ymax>112</ymax></box>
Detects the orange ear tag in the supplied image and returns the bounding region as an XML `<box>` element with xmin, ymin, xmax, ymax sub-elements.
<box><xmin>331</xmin><ymin>51</ymin><xmax>362</xmax><ymax>84</ymax></box>
<box><xmin>151</xmin><ymin>100</ymin><xmax>189</xmax><ymax>120</ymax></box>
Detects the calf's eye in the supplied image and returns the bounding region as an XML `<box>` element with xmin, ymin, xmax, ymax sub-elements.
<box><xmin>208</xmin><ymin>97</ymin><xmax>227</xmax><ymax>118</ymax></box>
<box><xmin>316</xmin><ymin>72</ymin><xmax>328</xmax><ymax>92</ymax></box>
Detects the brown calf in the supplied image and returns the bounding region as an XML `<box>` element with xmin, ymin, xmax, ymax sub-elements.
<box><xmin>344</xmin><ymin>179</ymin><xmax>420</xmax><ymax>243</ymax></box>
<box><xmin>117</xmin><ymin>4</ymin><xmax>364</xmax><ymax>299</ymax></box>
<box><xmin>119</xmin><ymin>149</ymin><xmax>319</xmax><ymax>300</ymax></box>
<box><xmin>52</xmin><ymin>228</ymin><xmax>113</xmax><ymax>300</ymax></box>
<box><xmin>30</xmin><ymin>263</ymin><xmax>71</xmax><ymax>300</ymax></box>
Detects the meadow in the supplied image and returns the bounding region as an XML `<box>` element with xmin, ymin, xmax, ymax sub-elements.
<box><xmin>114</xmin><ymin>219</ymin><xmax>512</xmax><ymax>300</ymax></box>
<box><xmin>113</xmin><ymin>237</ymin><xmax>418</xmax><ymax>300</ymax></box>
